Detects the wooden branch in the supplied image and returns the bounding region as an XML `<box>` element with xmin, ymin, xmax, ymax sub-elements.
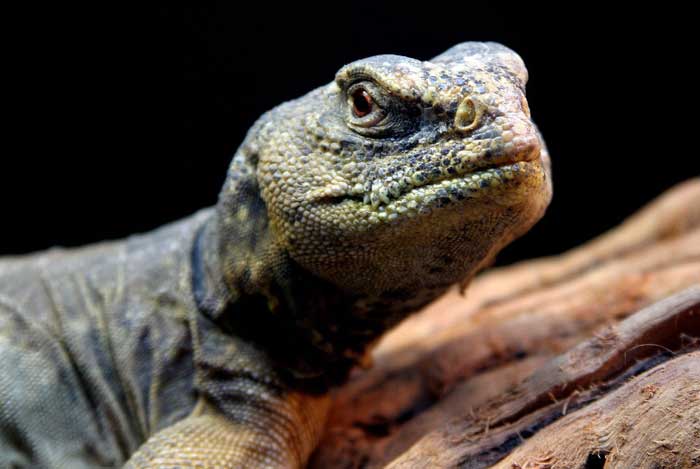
<box><xmin>309</xmin><ymin>179</ymin><xmax>700</xmax><ymax>469</ymax></box>
<box><xmin>386</xmin><ymin>288</ymin><xmax>700</xmax><ymax>468</ymax></box>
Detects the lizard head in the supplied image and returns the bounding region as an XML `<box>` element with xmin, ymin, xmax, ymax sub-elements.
<box><xmin>219</xmin><ymin>42</ymin><xmax>551</xmax><ymax>302</ymax></box>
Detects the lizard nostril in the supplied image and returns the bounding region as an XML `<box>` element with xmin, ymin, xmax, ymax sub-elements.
<box><xmin>454</xmin><ymin>97</ymin><xmax>481</xmax><ymax>132</ymax></box>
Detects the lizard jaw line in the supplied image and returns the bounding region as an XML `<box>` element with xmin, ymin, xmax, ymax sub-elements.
<box><xmin>357</xmin><ymin>147</ymin><xmax>542</xmax><ymax>209</ymax></box>
<box><xmin>317</xmin><ymin>159</ymin><xmax>543</xmax><ymax>225</ymax></box>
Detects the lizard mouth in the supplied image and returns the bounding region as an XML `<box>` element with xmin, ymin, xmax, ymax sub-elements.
<box><xmin>321</xmin><ymin>145</ymin><xmax>542</xmax><ymax>211</ymax></box>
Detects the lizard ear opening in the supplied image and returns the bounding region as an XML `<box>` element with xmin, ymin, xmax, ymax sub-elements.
<box><xmin>218</xmin><ymin>149</ymin><xmax>265</xmax><ymax>228</ymax></box>
<box><xmin>215</xmin><ymin>148</ymin><xmax>277</xmax><ymax>294</ymax></box>
<box><xmin>431</xmin><ymin>41</ymin><xmax>528</xmax><ymax>88</ymax></box>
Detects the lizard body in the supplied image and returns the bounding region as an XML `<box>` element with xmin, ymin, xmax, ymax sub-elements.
<box><xmin>0</xmin><ymin>42</ymin><xmax>551</xmax><ymax>468</ymax></box>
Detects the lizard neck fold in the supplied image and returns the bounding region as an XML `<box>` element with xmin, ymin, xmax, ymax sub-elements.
<box><xmin>191</xmin><ymin>213</ymin><xmax>427</xmax><ymax>392</ymax></box>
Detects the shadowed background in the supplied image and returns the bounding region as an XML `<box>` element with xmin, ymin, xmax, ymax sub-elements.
<box><xmin>2</xmin><ymin>4</ymin><xmax>696</xmax><ymax>265</ymax></box>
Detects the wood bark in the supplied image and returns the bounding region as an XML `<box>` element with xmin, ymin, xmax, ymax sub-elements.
<box><xmin>309</xmin><ymin>178</ymin><xmax>700</xmax><ymax>469</ymax></box>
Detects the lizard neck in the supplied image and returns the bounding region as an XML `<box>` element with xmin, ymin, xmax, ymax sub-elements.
<box><xmin>192</xmin><ymin>213</ymin><xmax>430</xmax><ymax>391</ymax></box>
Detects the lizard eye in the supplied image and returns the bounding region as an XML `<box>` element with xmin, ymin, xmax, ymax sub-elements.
<box><xmin>351</xmin><ymin>89</ymin><xmax>373</xmax><ymax>117</ymax></box>
<box><xmin>345</xmin><ymin>82</ymin><xmax>386</xmax><ymax>130</ymax></box>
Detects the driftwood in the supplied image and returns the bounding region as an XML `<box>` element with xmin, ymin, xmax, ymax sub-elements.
<box><xmin>309</xmin><ymin>178</ymin><xmax>700</xmax><ymax>468</ymax></box>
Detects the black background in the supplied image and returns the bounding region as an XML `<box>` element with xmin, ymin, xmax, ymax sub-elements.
<box><xmin>2</xmin><ymin>4</ymin><xmax>697</xmax><ymax>265</ymax></box>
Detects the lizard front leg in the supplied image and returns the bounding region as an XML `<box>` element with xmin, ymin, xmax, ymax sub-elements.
<box><xmin>125</xmin><ymin>391</ymin><xmax>329</xmax><ymax>469</ymax></box>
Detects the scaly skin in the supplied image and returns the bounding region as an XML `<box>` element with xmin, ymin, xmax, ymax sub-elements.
<box><xmin>0</xmin><ymin>42</ymin><xmax>551</xmax><ymax>468</ymax></box>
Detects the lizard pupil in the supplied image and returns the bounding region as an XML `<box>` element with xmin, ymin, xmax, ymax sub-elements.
<box><xmin>351</xmin><ymin>89</ymin><xmax>373</xmax><ymax>117</ymax></box>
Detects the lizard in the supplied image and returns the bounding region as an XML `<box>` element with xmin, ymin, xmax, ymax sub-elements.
<box><xmin>0</xmin><ymin>42</ymin><xmax>552</xmax><ymax>468</ymax></box>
